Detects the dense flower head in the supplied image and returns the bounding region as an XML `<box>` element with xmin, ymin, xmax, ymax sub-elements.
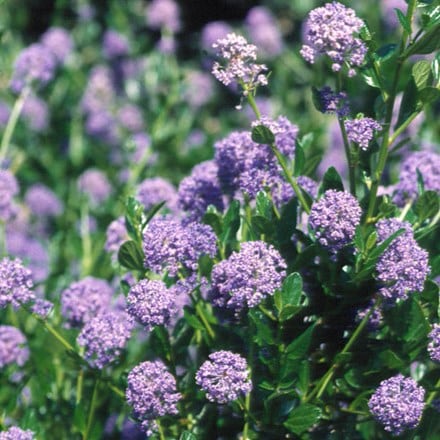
<box><xmin>178</xmin><ymin>160</ymin><xmax>225</xmax><ymax>222</ymax></box>
<box><xmin>201</xmin><ymin>21</ymin><xmax>233</xmax><ymax>53</ymax></box>
<box><xmin>31</xmin><ymin>298</ymin><xmax>53</xmax><ymax>318</ymax></box>
<box><xmin>60</xmin><ymin>277</ymin><xmax>113</xmax><ymax>327</ymax></box>
<box><xmin>77</xmin><ymin>312</ymin><xmax>133</xmax><ymax>368</ymax></box>
<box><xmin>103</xmin><ymin>30</ymin><xmax>130</xmax><ymax>58</ymax></box>
<box><xmin>196</xmin><ymin>351</ymin><xmax>252</xmax><ymax>404</ymax></box>
<box><xmin>344</xmin><ymin>117</ymin><xmax>381</xmax><ymax>150</ymax></box>
<box><xmin>392</xmin><ymin>151</ymin><xmax>440</xmax><ymax>207</ymax></box>
<box><xmin>143</xmin><ymin>217</ymin><xmax>217</xmax><ymax>276</ymax></box>
<box><xmin>300</xmin><ymin>2</ymin><xmax>367</xmax><ymax>77</ymax></box>
<box><xmin>0</xmin><ymin>170</ymin><xmax>19</xmax><ymax>222</ymax></box>
<box><xmin>375</xmin><ymin>218</ymin><xmax>429</xmax><ymax>301</ymax></box>
<box><xmin>136</xmin><ymin>177</ymin><xmax>178</xmax><ymax>212</ymax></box>
<box><xmin>315</xmin><ymin>86</ymin><xmax>350</xmax><ymax>117</ymax></box>
<box><xmin>212</xmin><ymin>33</ymin><xmax>268</xmax><ymax>90</ymax></box>
<box><xmin>0</xmin><ymin>427</ymin><xmax>34</xmax><ymax>440</ymax></box>
<box><xmin>309</xmin><ymin>190</ymin><xmax>362</xmax><ymax>252</ymax></box>
<box><xmin>0</xmin><ymin>326</ymin><xmax>29</xmax><ymax>369</ymax></box>
<box><xmin>22</xmin><ymin>94</ymin><xmax>49</xmax><ymax>132</ymax></box>
<box><xmin>40</xmin><ymin>27</ymin><xmax>73</xmax><ymax>64</ymax></box>
<box><xmin>25</xmin><ymin>183</ymin><xmax>63</xmax><ymax>217</ymax></box>
<box><xmin>10</xmin><ymin>43</ymin><xmax>56</xmax><ymax>92</ymax></box>
<box><xmin>428</xmin><ymin>323</ymin><xmax>440</xmax><ymax>362</ymax></box>
<box><xmin>210</xmin><ymin>241</ymin><xmax>286</xmax><ymax>311</ymax></box>
<box><xmin>368</xmin><ymin>374</ymin><xmax>425</xmax><ymax>435</ymax></box>
<box><xmin>77</xmin><ymin>169</ymin><xmax>112</xmax><ymax>205</ymax></box>
<box><xmin>0</xmin><ymin>257</ymin><xmax>34</xmax><ymax>309</ymax></box>
<box><xmin>127</xmin><ymin>279</ymin><xmax>176</xmax><ymax>330</ymax></box>
<box><xmin>146</xmin><ymin>0</ymin><xmax>181</xmax><ymax>33</ymax></box>
<box><xmin>105</xmin><ymin>217</ymin><xmax>127</xmax><ymax>254</ymax></box>
<box><xmin>245</xmin><ymin>6</ymin><xmax>283</xmax><ymax>58</ymax></box>
<box><xmin>126</xmin><ymin>360</ymin><xmax>181</xmax><ymax>435</ymax></box>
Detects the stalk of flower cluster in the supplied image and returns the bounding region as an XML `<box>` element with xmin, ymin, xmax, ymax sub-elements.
<box><xmin>83</xmin><ymin>379</ymin><xmax>100</xmax><ymax>440</ymax></box>
<box><xmin>304</xmin><ymin>303</ymin><xmax>377</xmax><ymax>402</ymax></box>
<box><xmin>0</xmin><ymin>84</ymin><xmax>31</xmax><ymax>164</ymax></box>
<box><xmin>242</xmin><ymin>316</ymin><xmax>255</xmax><ymax>439</ymax></box>
<box><xmin>366</xmin><ymin>0</ymin><xmax>417</xmax><ymax>222</ymax></box>
<box><xmin>80</xmin><ymin>200</ymin><xmax>93</xmax><ymax>277</ymax></box>
<box><xmin>245</xmin><ymin>92</ymin><xmax>311</xmax><ymax>214</ymax></box>
<box><xmin>336</xmin><ymin>74</ymin><xmax>356</xmax><ymax>196</ymax></box>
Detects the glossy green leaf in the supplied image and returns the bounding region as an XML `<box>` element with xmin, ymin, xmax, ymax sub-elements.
<box><xmin>418</xmin><ymin>86</ymin><xmax>440</xmax><ymax>104</ymax></box>
<box><xmin>412</xmin><ymin>60</ymin><xmax>432</xmax><ymax>90</ymax></box>
<box><xmin>251</xmin><ymin>125</ymin><xmax>275</xmax><ymax>145</ymax></box>
<box><xmin>405</xmin><ymin>23</ymin><xmax>440</xmax><ymax>55</ymax></box>
<box><xmin>396</xmin><ymin>78</ymin><xmax>420</xmax><ymax>129</ymax></box>
<box><xmin>180</xmin><ymin>432</ymin><xmax>197</xmax><ymax>440</ymax></box>
<box><xmin>395</xmin><ymin>9</ymin><xmax>412</xmax><ymax>34</ymax></box>
<box><xmin>284</xmin><ymin>404</ymin><xmax>322</xmax><ymax>435</ymax></box>
<box><xmin>294</xmin><ymin>144</ymin><xmax>305</xmax><ymax>177</ymax></box>
<box><xmin>414</xmin><ymin>190</ymin><xmax>440</xmax><ymax>222</ymax></box>
<box><xmin>117</xmin><ymin>240</ymin><xmax>144</xmax><ymax>271</ymax></box>
<box><xmin>285</xmin><ymin>324</ymin><xmax>315</xmax><ymax>360</ymax></box>
<box><xmin>320</xmin><ymin>167</ymin><xmax>344</xmax><ymax>194</ymax></box>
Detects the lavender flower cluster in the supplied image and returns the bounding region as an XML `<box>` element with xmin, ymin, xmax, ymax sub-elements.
<box><xmin>0</xmin><ymin>257</ymin><xmax>34</xmax><ymax>309</ymax></box>
<box><xmin>368</xmin><ymin>374</ymin><xmax>425</xmax><ymax>435</ymax></box>
<box><xmin>375</xmin><ymin>219</ymin><xmax>429</xmax><ymax>301</ymax></box>
<box><xmin>0</xmin><ymin>427</ymin><xmax>34</xmax><ymax>440</ymax></box>
<box><xmin>210</xmin><ymin>241</ymin><xmax>286</xmax><ymax>312</ymax></box>
<box><xmin>0</xmin><ymin>325</ymin><xmax>29</xmax><ymax>369</ymax></box>
<box><xmin>126</xmin><ymin>360</ymin><xmax>181</xmax><ymax>435</ymax></box>
<box><xmin>300</xmin><ymin>1</ymin><xmax>367</xmax><ymax>77</ymax></box>
<box><xmin>427</xmin><ymin>323</ymin><xmax>440</xmax><ymax>363</ymax></box>
<box><xmin>196</xmin><ymin>351</ymin><xmax>252</xmax><ymax>404</ymax></box>
<box><xmin>344</xmin><ymin>117</ymin><xmax>381</xmax><ymax>150</ymax></box>
<box><xmin>309</xmin><ymin>190</ymin><xmax>362</xmax><ymax>252</ymax></box>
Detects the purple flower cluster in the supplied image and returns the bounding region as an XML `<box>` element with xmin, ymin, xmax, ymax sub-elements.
<box><xmin>136</xmin><ymin>177</ymin><xmax>178</xmax><ymax>212</ymax></box>
<box><xmin>201</xmin><ymin>21</ymin><xmax>232</xmax><ymax>53</ymax></box>
<box><xmin>143</xmin><ymin>217</ymin><xmax>217</xmax><ymax>276</ymax></box>
<box><xmin>40</xmin><ymin>27</ymin><xmax>73</xmax><ymax>64</ymax></box>
<box><xmin>31</xmin><ymin>298</ymin><xmax>53</xmax><ymax>318</ymax></box>
<box><xmin>196</xmin><ymin>351</ymin><xmax>252</xmax><ymax>404</ymax></box>
<box><xmin>0</xmin><ymin>170</ymin><xmax>19</xmax><ymax>222</ymax></box>
<box><xmin>25</xmin><ymin>183</ymin><xmax>63</xmax><ymax>217</ymax></box>
<box><xmin>105</xmin><ymin>217</ymin><xmax>128</xmax><ymax>254</ymax></box>
<box><xmin>315</xmin><ymin>86</ymin><xmax>350</xmax><ymax>117</ymax></box>
<box><xmin>344</xmin><ymin>117</ymin><xmax>381</xmax><ymax>150</ymax></box>
<box><xmin>103</xmin><ymin>30</ymin><xmax>130</xmax><ymax>58</ymax></box>
<box><xmin>77</xmin><ymin>312</ymin><xmax>133</xmax><ymax>368</ymax></box>
<box><xmin>392</xmin><ymin>151</ymin><xmax>440</xmax><ymax>207</ymax></box>
<box><xmin>272</xmin><ymin>175</ymin><xmax>319</xmax><ymax>208</ymax></box>
<box><xmin>210</xmin><ymin>241</ymin><xmax>286</xmax><ymax>311</ymax></box>
<box><xmin>77</xmin><ymin>169</ymin><xmax>112</xmax><ymax>205</ymax></box>
<box><xmin>60</xmin><ymin>277</ymin><xmax>113</xmax><ymax>327</ymax></box>
<box><xmin>245</xmin><ymin>6</ymin><xmax>283</xmax><ymax>58</ymax></box>
<box><xmin>117</xmin><ymin>104</ymin><xmax>143</xmax><ymax>133</ymax></box>
<box><xmin>212</xmin><ymin>33</ymin><xmax>268</xmax><ymax>90</ymax></box>
<box><xmin>126</xmin><ymin>360</ymin><xmax>181</xmax><ymax>435</ymax></box>
<box><xmin>0</xmin><ymin>325</ymin><xmax>29</xmax><ymax>368</ymax></box>
<box><xmin>178</xmin><ymin>160</ymin><xmax>224</xmax><ymax>222</ymax></box>
<box><xmin>300</xmin><ymin>2</ymin><xmax>367</xmax><ymax>77</ymax></box>
<box><xmin>375</xmin><ymin>219</ymin><xmax>429</xmax><ymax>301</ymax></box>
<box><xmin>0</xmin><ymin>257</ymin><xmax>34</xmax><ymax>309</ymax></box>
<box><xmin>428</xmin><ymin>323</ymin><xmax>440</xmax><ymax>362</ymax></box>
<box><xmin>309</xmin><ymin>190</ymin><xmax>362</xmax><ymax>252</ymax></box>
<box><xmin>0</xmin><ymin>427</ymin><xmax>34</xmax><ymax>440</ymax></box>
<box><xmin>127</xmin><ymin>279</ymin><xmax>176</xmax><ymax>330</ymax></box>
<box><xmin>368</xmin><ymin>374</ymin><xmax>425</xmax><ymax>435</ymax></box>
<box><xmin>146</xmin><ymin>0</ymin><xmax>181</xmax><ymax>33</ymax></box>
<box><xmin>22</xmin><ymin>94</ymin><xmax>49</xmax><ymax>132</ymax></box>
<box><xmin>10</xmin><ymin>43</ymin><xmax>56</xmax><ymax>93</ymax></box>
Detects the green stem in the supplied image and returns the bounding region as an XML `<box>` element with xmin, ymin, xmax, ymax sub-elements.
<box><xmin>108</xmin><ymin>383</ymin><xmax>125</xmax><ymax>399</ymax></box>
<box><xmin>157</xmin><ymin>420</ymin><xmax>166</xmax><ymax>440</ymax></box>
<box><xmin>84</xmin><ymin>379</ymin><xmax>99</xmax><ymax>440</ymax></box>
<box><xmin>189</xmin><ymin>292</ymin><xmax>215</xmax><ymax>340</ymax></box>
<box><xmin>76</xmin><ymin>369</ymin><xmax>84</xmax><ymax>404</ymax></box>
<box><xmin>39</xmin><ymin>319</ymin><xmax>75</xmax><ymax>353</ymax></box>
<box><xmin>0</xmin><ymin>221</ymin><xmax>6</xmax><ymax>257</ymax></box>
<box><xmin>246</xmin><ymin>91</ymin><xmax>311</xmax><ymax>214</ymax></box>
<box><xmin>80</xmin><ymin>200</ymin><xmax>92</xmax><ymax>277</ymax></box>
<box><xmin>0</xmin><ymin>85</ymin><xmax>31</xmax><ymax>164</ymax></box>
<box><xmin>388</xmin><ymin>111</ymin><xmax>420</xmax><ymax>148</ymax></box>
<box><xmin>366</xmin><ymin>0</ymin><xmax>416</xmax><ymax>222</ymax></box>
<box><xmin>304</xmin><ymin>303</ymin><xmax>377</xmax><ymax>402</ymax></box>
<box><xmin>336</xmin><ymin>74</ymin><xmax>356</xmax><ymax>196</ymax></box>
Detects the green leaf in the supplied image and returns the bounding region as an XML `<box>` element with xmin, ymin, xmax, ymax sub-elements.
<box><xmin>374</xmin><ymin>43</ymin><xmax>398</xmax><ymax>62</ymax></box>
<box><xmin>414</xmin><ymin>190</ymin><xmax>440</xmax><ymax>222</ymax></box>
<box><xmin>395</xmin><ymin>9</ymin><xmax>412</xmax><ymax>35</ymax></box>
<box><xmin>180</xmin><ymin>432</ymin><xmax>197</xmax><ymax>440</ymax></box>
<box><xmin>251</xmin><ymin>125</ymin><xmax>275</xmax><ymax>145</ymax></box>
<box><xmin>220</xmin><ymin>200</ymin><xmax>240</xmax><ymax>244</ymax></box>
<box><xmin>396</xmin><ymin>77</ymin><xmax>420</xmax><ymax>129</ymax></box>
<box><xmin>379</xmin><ymin>349</ymin><xmax>405</xmax><ymax>369</ymax></box>
<box><xmin>412</xmin><ymin>60</ymin><xmax>432</xmax><ymax>90</ymax></box>
<box><xmin>250</xmin><ymin>310</ymin><xmax>275</xmax><ymax>346</ymax></box>
<box><xmin>73</xmin><ymin>402</ymin><xmax>87</xmax><ymax>434</ymax></box>
<box><xmin>143</xmin><ymin>200</ymin><xmax>166</xmax><ymax>226</ymax></box>
<box><xmin>294</xmin><ymin>144</ymin><xmax>305</xmax><ymax>177</ymax></box>
<box><xmin>320</xmin><ymin>167</ymin><xmax>344</xmax><ymax>194</ymax></box>
<box><xmin>183</xmin><ymin>308</ymin><xmax>205</xmax><ymax>331</ymax></box>
<box><xmin>405</xmin><ymin>23</ymin><xmax>440</xmax><ymax>56</ymax></box>
<box><xmin>432</xmin><ymin>53</ymin><xmax>440</xmax><ymax>84</ymax></box>
<box><xmin>284</xmin><ymin>404</ymin><xmax>322</xmax><ymax>435</ymax></box>
<box><xmin>285</xmin><ymin>324</ymin><xmax>315</xmax><ymax>360</ymax></box>
<box><xmin>418</xmin><ymin>86</ymin><xmax>440</xmax><ymax>104</ymax></box>
<box><xmin>361</xmin><ymin>68</ymin><xmax>381</xmax><ymax>89</ymax></box>
<box><xmin>117</xmin><ymin>240</ymin><xmax>144</xmax><ymax>271</ymax></box>
<box><xmin>274</xmin><ymin>273</ymin><xmax>307</xmax><ymax>321</ymax></box>
<box><xmin>256</xmin><ymin>191</ymin><xmax>272</xmax><ymax>219</ymax></box>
